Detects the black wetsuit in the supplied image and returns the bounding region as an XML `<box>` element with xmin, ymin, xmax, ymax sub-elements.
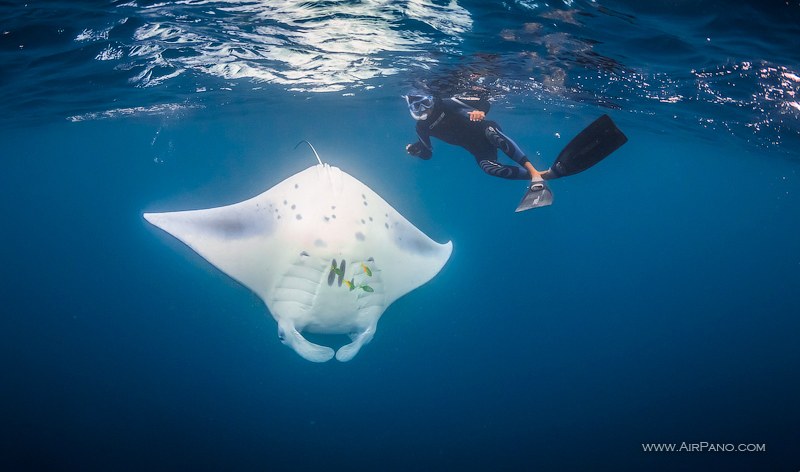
<box><xmin>410</xmin><ymin>97</ymin><xmax>532</xmax><ymax>180</ymax></box>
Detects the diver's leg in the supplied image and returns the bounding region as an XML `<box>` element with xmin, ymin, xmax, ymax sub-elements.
<box><xmin>485</xmin><ymin>125</ymin><xmax>547</xmax><ymax>180</ymax></box>
<box><xmin>477</xmin><ymin>157</ymin><xmax>531</xmax><ymax>180</ymax></box>
<box><xmin>485</xmin><ymin>125</ymin><xmax>529</xmax><ymax>163</ymax></box>
<box><xmin>484</xmin><ymin>125</ymin><xmax>546</xmax><ymax>179</ymax></box>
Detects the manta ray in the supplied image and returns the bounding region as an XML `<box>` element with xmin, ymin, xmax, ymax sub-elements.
<box><xmin>144</xmin><ymin>147</ymin><xmax>452</xmax><ymax>362</ymax></box>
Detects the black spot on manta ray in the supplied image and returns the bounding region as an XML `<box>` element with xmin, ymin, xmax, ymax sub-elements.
<box><xmin>204</xmin><ymin>215</ymin><xmax>273</xmax><ymax>239</ymax></box>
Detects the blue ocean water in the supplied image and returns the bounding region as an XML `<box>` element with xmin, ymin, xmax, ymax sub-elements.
<box><xmin>1</xmin><ymin>1</ymin><xmax>799</xmax><ymax>470</ymax></box>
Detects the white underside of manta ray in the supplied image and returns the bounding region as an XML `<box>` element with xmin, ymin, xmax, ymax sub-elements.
<box><xmin>144</xmin><ymin>150</ymin><xmax>452</xmax><ymax>362</ymax></box>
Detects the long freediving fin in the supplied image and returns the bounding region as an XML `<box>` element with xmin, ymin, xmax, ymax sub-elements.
<box><xmin>545</xmin><ymin>114</ymin><xmax>628</xmax><ymax>179</ymax></box>
<box><xmin>515</xmin><ymin>114</ymin><xmax>626</xmax><ymax>212</ymax></box>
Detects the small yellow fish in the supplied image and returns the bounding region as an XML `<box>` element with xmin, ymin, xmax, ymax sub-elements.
<box><xmin>361</xmin><ymin>263</ymin><xmax>372</xmax><ymax>277</ymax></box>
<box><xmin>344</xmin><ymin>279</ymin><xmax>355</xmax><ymax>291</ymax></box>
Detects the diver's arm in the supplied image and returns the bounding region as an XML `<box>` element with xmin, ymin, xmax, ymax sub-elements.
<box><xmin>448</xmin><ymin>96</ymin><xmax>491</xmax><ymax>121</ymax></box>
<box><xmin>406</xmin><ymin>123</ymin><xmax>433</xmax><ymax>160</ymax></box>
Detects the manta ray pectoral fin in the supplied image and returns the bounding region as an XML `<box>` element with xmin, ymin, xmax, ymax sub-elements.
<box><xmin>278</xmin><ymin>321</ymin><xmax>334</xmax><ymax>362</ymax></box>
<box><xmin>335</xmin><ymin>325</ymin><xmax>376</xmax><ymax>362</ymax></box>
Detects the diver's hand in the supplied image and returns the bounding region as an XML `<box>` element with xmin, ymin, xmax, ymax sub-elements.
<box><xmin>406</xmin><ymin>142</ymin><xmax>432</xmax><ymax>160</ymax></box>
<box><xmin>468</xmin><ymin>110</ymin><xmax>485</xmax><ymax>121</ymax></box>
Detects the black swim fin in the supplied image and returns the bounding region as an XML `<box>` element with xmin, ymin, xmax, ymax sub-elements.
<box><xmin>545</xmin><ymin>114</ymin><xmax>627</xmax><ymax>179</ymax></box>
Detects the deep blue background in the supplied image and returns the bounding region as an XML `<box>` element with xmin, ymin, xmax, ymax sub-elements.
<box><xmin>1</xmin><ymin>1</ymin><xmax>799</xmax><ymax>470</ymax></box>
<box><xmin>2</xmin><ymin>95</ymin><xmax>798</xmax><ymax>471</ymax></box>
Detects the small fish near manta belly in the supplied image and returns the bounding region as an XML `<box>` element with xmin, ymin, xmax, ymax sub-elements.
<box><xmin>144</xmin><ymin>163</ymin><xmax>452</xmax><ymax>362</ymax></box>
<box><xmin>271</xmin><ymin>253</ymin><xmax>385</xmax><ymax>332</ymax></box>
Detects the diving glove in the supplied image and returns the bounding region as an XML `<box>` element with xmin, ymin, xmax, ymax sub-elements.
<box><xmin>405</xmin><ymin>142</ymin><xmax>432</xmax><ymax>160</ymax></box>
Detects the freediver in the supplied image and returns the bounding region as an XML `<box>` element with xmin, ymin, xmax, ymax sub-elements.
<box><xmin>405</xmin><ymin>94</ymin><xmax>546</xmax><ymax>181</ymax></box>
<box><xmin>403</xmin><ymin>93</ymin><xmax>628</xmax><ymax>210</ymax></box>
